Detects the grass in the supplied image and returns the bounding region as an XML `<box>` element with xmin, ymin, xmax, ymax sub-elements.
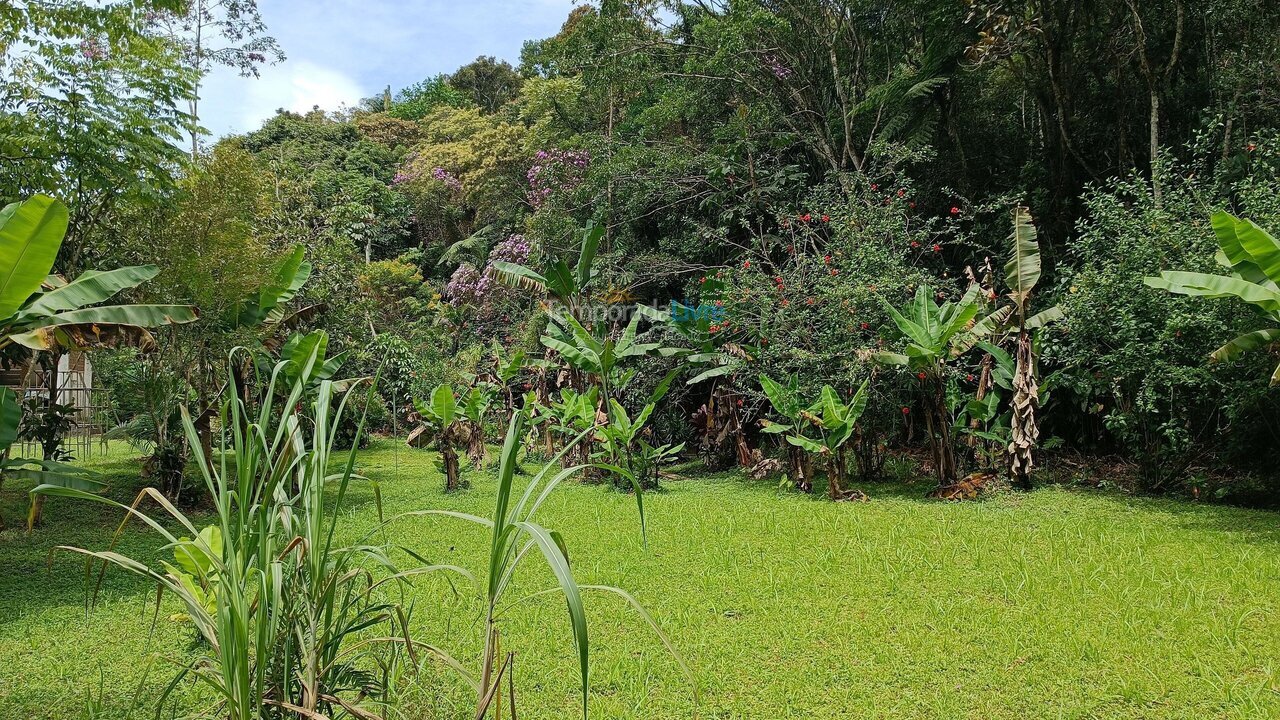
<box><xmin>2</xmin><ymin>439</ymin><xmax>1279</xmax><ymax>719</ymax></box>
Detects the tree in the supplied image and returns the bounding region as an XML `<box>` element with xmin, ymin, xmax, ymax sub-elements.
<box><xmin>0</xmin><ymin>194</ymin><xmax>198</xmax><ymax>524</ymax></box>
<box><xmin>978</xmin><ymin>207</ymin><xmax>1063</xmax><ymax>488</ymax></box>
<box><xmin>449</xmin><ymin>55</ymin><xmax>524</xmax><ymax>114</ymax></box>
<box><xmin>875</xmin><ymin>285</ymin><xmax>990</xmax><ymax>487</ymax></box>
<box><xmin>1</xmin><ymin>0</ymin><xmax>196</xmax><ymax>273</ymax></box>
<box><xmin>760</xmin><ymin>376</ymin><xmax>870</xmax><ymax>500</ymax></box>
<box><xmin>145</xmin><ymin>0</ymin><xmax>284</xmax><ymax>158</ymax></box>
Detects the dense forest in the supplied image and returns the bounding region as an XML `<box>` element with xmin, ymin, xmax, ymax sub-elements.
<box><xmin>3</xmin><ymin>0</ymin><xmax>1280</xmax><ymax>500</ymax></box>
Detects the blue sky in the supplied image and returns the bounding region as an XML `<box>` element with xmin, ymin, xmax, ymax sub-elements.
<box><xmin>197</xmin><ymin>0</ymin><xmax>576</xmax><ymax>139</ymax></box>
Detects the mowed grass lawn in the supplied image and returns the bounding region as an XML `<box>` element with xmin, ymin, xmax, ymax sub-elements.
<box><xmin>1</xmin><ymin>440</ymin><xmax>1279</xmax><ymax>719</ymax></box>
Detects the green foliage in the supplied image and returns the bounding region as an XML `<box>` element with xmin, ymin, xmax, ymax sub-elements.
<box><xmin>33</xmin><ymin>347</ymin><xmax>405</xmax><ymax>720</ymax></box>
<box><xmin>1146</xmin><ymin>212</ymin><xmax>1280</xmax><ymax>384</ymax></box>
<box><xmin>399</xmin><ymin>408</ymin><xmax>688</xmax><ymax>718</ymax></box>
<box><xmin>0</xmin><ymin>196</ymin><xmax>197</xmax><ymax>354</ymax></box>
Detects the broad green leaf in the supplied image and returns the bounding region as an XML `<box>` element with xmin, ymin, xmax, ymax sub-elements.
<box><xmin>429</xmin><ymin>384</ymin><xmax>456</xmax><ymax>426</ymax></box>
<box><xmin>489</xmin><ymin>260</ymin><xmax>549</xmax><ymax>294</ymax></box>
<box><xmin>28</xmin><ymin>304</ymin><xmax>199</xmax><ymax>329</ymax></box>
<box><xmin>1003</xmin><ymin>206</ymin><xmax>1041</xmax><ymax>301</ymax></box>
<box><xmin>577</xmin><ymin>222</ymin><xmax>604</xmax><ymax>288</ymax></box>
<box><xmin>23</xmin><ymin>265</ymin><xmax>160</xmax><ymax>316</ymax></box>
<box><xmin>0</xmin><ymin>195</ymin><xmax>67</xmax><ymax>320</ymax></box>
<box><xmin>786</xmin><ymin>434</ymin><xmax>826</xmax><ymax>453</ymax></box>
<box><xmin>1211</xmin><ymin>211</ymin><xmax>1271</xmax><ymax>285</ymax></box>
<box><xmin>1145</xmin><ymin>272</ymin><xmax>1280</xmax><ymax>315</ymax></box>
<box><xmin>0</xmin><ymin>387</ymin><xmax>18</xmax><ymax>448</ymax></box>
<box><xmin>1211</xmin><ymin>328</ymin><xmax>1280</xmax><ymax>364</ymax></box>
<box><xmin>1025</xmin><ymin>306</ymin><xmax>1064</xmax><ymax>329</ymax></box>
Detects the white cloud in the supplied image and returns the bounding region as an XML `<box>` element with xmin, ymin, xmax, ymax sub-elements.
<box><xmin>199</xmin><ymin>60</ymin><xmax>366</xmax><ymax>141</ymax></box>
<box><xmin>192</xmin><ymin>0</ymin><xmax>578</xmax><ymax>138</ymax></box>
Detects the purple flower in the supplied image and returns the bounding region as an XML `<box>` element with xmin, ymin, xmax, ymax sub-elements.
<box><xmin>79</xmin><ymin>38</ymin><xmax>107</xmax><ymax>61</ymax></box>
<box><xmin>489</xmin><ymin>234</ymin><xmax>531</xmax><ymax>265</ymax></box>
<box><xmin>445</xmin><ymin>263</ymin><xmax>491</xmax><ymax>306</ymax></box>
<box><xmin>431</xmin><ymin>167</ymin><xmax>462</xmax><ymax>192</ymax></box>
<box><xmin>763</xmin><ymin>53</ymin><xmax>792</xmax><ymax>80</ymax></box>
<box><xmin>527</xmin><ymin>149</ymin><xmax>590</xmax><ymax>209</ymax></box>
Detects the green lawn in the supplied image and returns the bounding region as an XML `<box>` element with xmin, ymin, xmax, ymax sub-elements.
<box><xmin>2</xmin><ymin>440</ymin><xmax>1279</xmax><ymax>719</ymax></box>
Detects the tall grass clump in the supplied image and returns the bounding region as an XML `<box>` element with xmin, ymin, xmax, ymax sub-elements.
<box><xmin>33</xmin><ymin>340</ymin><xmax>414</xmax><ymax>720</ymax></box>
<box><xmin>401</xmin><ymin>410</ymin><xmax>695</xmax><ymax>718</ymax></box>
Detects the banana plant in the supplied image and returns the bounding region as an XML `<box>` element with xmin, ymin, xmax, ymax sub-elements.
<box><xmin>411</xmin><ymin>384</ymin><xmax>472</xmax><ymax>491</ymax></box>
<box><xmin>0</xmin><ymin>385</ymin><xmax>103</xmax><ymax>530</ymax></box>
<box><xmin>0</xmin><ymin>195</ymin><xmax>192</xmax><ymax>524</ymax></box>
<box><xmin>458</xmin><ymin>381</ymin><xmax>498</xmax><ymax>467</ymax></box>
<box><xmin>489</xmin><ymin>222</ymin><xmax>602</xmax><ymax>318</ymax></box>
<box><xmin>0</xmin><ymin>196</ymin><xmax>199</xmax><ymax>353</ymax></box>
<box><xmin>874</xmin><ymin>284</ymin><xmax>988</xmax><ymax>486</ymax></box>
<box><xmin>650</xmin><ymin>295</ymin><xmax>757</xmax><ymax>469</ymax></box>
<box><xmin>995</xmin><ymin>207</ymin><xmax>1062</xmax><ymax>488</ymax></box>
<box><xmin>757</xmin><ymin>374</ymin><xmax>813</xmax><ymax>491</ymax></box>
<box><xmin>760</xmin><ymin>376</ymin><xmax>869</xmax><ymax>500</ymax></box>
<box><xmin>1145</xmin><ymin>211</ymin><xmax>1280</xmax><ymax>385</ymax></box>
<box><xmin>595</xmin><ymin>369</ymin><xmax>683</xmax><ymax>489</ymax></box>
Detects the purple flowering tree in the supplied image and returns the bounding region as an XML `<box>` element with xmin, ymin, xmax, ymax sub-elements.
<box><xmin>526</xmin><ymin>149</ymin><xmax>590</xmax><ymax>209</ymax></box>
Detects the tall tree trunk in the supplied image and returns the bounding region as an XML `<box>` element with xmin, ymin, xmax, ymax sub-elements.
<box><xmin>1149</xmin><ymin>88</ymin><xmax>1161</xmax><ymax>206</ymax></box>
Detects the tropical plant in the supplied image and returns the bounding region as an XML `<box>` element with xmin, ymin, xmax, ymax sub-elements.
<box><xmin>991</xmin><ymin>207</ymin><xmax>1063</xmax><ymax>488</ymax></box>
<box><xmin>0</xmin><ymin>385</ymin><xmax>103</xmax><ymax>530</ymax></box>
<box><xmin>874</xmin><ymin>285</ymin><xmax>988</xmax><ymax>486</ymax></box>
<box><xmin>0</xmin><ymin>196</ymin><xmax>199</xmax><ymax>353</ymax></box>
<box><xmin>1146</xmin><ymin>211</ymin><xmax>1280</xmax><ymax>385</ymax></box>
<box><xmin>595</xmin><ymin>369</ymin><xmax>683</xmax><ymax>489</ymax></box>
<box><xmin>411</xmin><ymin>383</ymin><xmax>475</xmax><ymax>491</ymax></box>
<box><xmin>760</xmin><ymin>375</ymin><xmax>870</xmax><ymax>500</ymax></box>
<box><xmin>399</xmin><ymin>408</ymin><xmax>690</xmax><ymax>718</ymax></box>
<box><xmin>0</xmin><ymin>194</ymin><xmax>194</xmax><ymax>521</ymax></box>
<box><xmin>489</xmin><ymin>221</ymin><xmax>602</xmax><ymax>318</ymax></box>
<box><xmin>33</xmin><ymin>346</ymin><xmax>409</xmax><ymax>720</ymax></box>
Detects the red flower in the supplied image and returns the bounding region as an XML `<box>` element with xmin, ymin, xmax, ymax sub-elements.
<box><xmin>699</xmin><ymin>276</ymin><xmax>706</xmax><ymax>283</ymax></box>
<box><xmin>743</xmin><ymin>260</ymin><xmax>751</xmax><ymax>269</ymax></box>
<box><xmin>787</xmin><ymin>244</ymin><xmax>795</xmax><ymax>253</ymax></box>
<box><xmin>909</xmin><ymin>201</ymin><xmax>916</xmax><ymax>208</ymax></box>
<box><xmin>806</xmin><ymin>297</ymin><xmax>815</xmax><ymax>305</ymax></box>
<box><xmin>860</xmin><ymin>322</ymin><xmax>869</xmax><ymax>330</ymax></box>
<box><xmin>709</xmin><ymin>324</ymin><xmax>719</xmax><ymax>333</ymax></box>
<box><xmin>781</xmin><ymin>299</ymin><xmax>790</xmax><ymax>307</ymax></box>
<box><xmin>932</xmin><ymin>244</ymin><xmax>942</xmax><ymax>253</ymax></box>
<box><xmin>901</xmin><ymin>407</ymin><xmax>910</xmax><ymax>415</ymax></box>
<box><xmin>829</xmin><ymin>269</ymin><xmax>838</xmax><ymax>276</ymax></box>
<box><xmin>897</xmin><ymin>189</ymin><xmax>905</xmax><ymax>197</ymax></box>
<box><xmin>774</xmin><ymin>276</ymin><xmax>783</xmax><ymax>284</ymax></box>
<box><xmin>910</xmin><ymin>241</ymin><xmax>920</xmax><ymax>248</ymax></box>
<box><xmin>714</xmin><ymin>299</ymin><xmax>724</xmax><ymax>306</ymax></box>
<box><xmin>966</xmin><ymin>374</ymin><xmax>974</xmax><ymax>382</ymax></box>
<box><xmin>950</xmin><ymin>206</ymin><xmax>960</xmax><ymax>215</ymax></box>
<box><xmin>916</xmin><ymin>372</ymin><xmax>927</xmax><ymax>380</ymax></box>
<box><xmin>821</xmin><ymin>214</ymin><xmax>830</xmax><ymax>222</ymax></box>
<box><xmin>871</xmin><ymin>183</ymin><xmax>879</xmax><ymax>190</ymax></box>
<box><xmin>823</xmin><ymin>255</ymin><xmax>831</xmax><ymax>264</ymax></box>
<box><xmin>736</xmin><ymin>398</ymin><xmax>743</xmax><ymax>407</ymax></box>
<box><xmin>1247</xmin><ymin>142</ymin><xmax>1257</xmax><ymax>152</ymax></box>
<box><xmin>802</xmin><ymin>213</ymin><xmax>812</xmax><ymax>222</ymax></box>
